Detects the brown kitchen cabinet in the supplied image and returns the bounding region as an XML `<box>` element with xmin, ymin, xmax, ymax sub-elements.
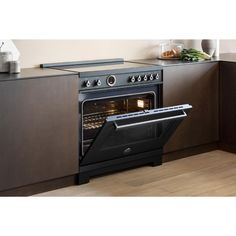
<box><xmin>220</xmin><ymin>62</ymin><xmax>236</xmax><ymax>152</ymax></box>
<box><xmin>163</xmin><ymin>62</ymin><xmax>219</xmax><ymax>154</ymax></box>
<box><xmin>0</xmin><ymin>75</ymin><xmax>79</xmax><ymax>192</ymax></box>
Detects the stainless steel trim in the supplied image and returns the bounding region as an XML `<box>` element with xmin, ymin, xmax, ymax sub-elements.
<box><xmin>113</xmin><ymin>111</ymin><xmax>187</xmax><ymax>130</ymax></box>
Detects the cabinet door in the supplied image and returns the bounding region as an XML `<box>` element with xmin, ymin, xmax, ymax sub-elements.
<box><xmin>163</xmin><ymin>62</ymin><xmax>219</xmax><ymax>153</ymax></box>
<box><xmin>220</xmin><ymin>62</ymin><xmax>236</xmax><ymax>152</ymax></box>
<box><xmin>0</xmin><ymin>75</ymin><xmax>78</xmax><ymax>191</ymax></box>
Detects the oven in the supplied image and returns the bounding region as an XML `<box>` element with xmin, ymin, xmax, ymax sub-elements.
<box><xmin>41</xmin><ymin>58</ymin><xmax>192</xmax><ymax>184</ymax></box>
<box><xmin>78</xmin><ymin>70</ymin><xmax>191</xmax><ymax>184</ymax></box>
<box><xmin>80</xmin><ymin>84</ymin><xmax>159</xmax><ymax>164</ymax></box>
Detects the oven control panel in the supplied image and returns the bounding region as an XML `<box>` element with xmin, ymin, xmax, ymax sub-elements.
<box><xmin>129</xmin><ymin>73</ymin><xmax>160</xmax><ymax>83</ymax></box>
<box><xmin>80</xmin><ymin>70</ymin><xmax>162</xmax><ymax>90</ymax></box>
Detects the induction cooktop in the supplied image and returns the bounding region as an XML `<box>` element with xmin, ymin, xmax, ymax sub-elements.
<box><xmin>40</xmin><ymin>58</ymin><xmax>162</xmax><ymax>78</ymax></box>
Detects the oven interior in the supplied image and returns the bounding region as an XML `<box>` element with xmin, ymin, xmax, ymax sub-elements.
<box><xmin>82</xmin><ymin>93</ymin><xmax>155</xmax><ymax>155</ymax></box>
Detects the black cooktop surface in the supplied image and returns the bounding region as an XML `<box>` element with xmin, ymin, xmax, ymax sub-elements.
<box><xmin>40</xmin><ymin>58</ymin><xmax>162</xmax><ymax>77</ymax></box>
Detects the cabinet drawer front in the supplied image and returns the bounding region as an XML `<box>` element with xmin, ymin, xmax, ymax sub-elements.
<box><xmin>0</xmin><ymin>75</ymin><xmax>78</xmax><ymax>191</ymax></box>
<box><xmin>163</xmin><ymin>62</ymin><xmax>219</xmax><ymax>153</ymax></box>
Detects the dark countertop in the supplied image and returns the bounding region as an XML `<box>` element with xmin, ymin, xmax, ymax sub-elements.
<box><xmin>129</xmin><ymin>53</ymin><xmax>236</xmax><ymax>67</ymax></box>
<box><xmin>0</xmin><ymin>67</ymin><xmax>78</xmax><ymax>82</ymax></box>
<box><xmin>1</xmin><ymin>53</ymin><xmax>236</xmax><ymax>83</ymax></box>
<box><xmin>128</xmin><ymin>57</ymin><xmax>219</xmax><ymax>67</ymax></box>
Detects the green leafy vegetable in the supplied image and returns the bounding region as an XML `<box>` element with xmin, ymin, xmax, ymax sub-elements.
<box><xmin>180</xmin><ymin>48</ymin><xmax>211</xmax><ymax>62</ymax></box>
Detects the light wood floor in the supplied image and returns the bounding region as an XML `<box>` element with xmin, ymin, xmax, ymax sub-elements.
<box><xmin>35</xmin><ymin>150</ymin><xmax>236</xmax><ymax>196</ymax></box>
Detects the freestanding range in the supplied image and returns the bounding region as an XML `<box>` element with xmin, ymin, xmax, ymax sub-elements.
<box><xmin>41</xmin><ymin>58</ymin><xmax>192</xmax><ymax>184</ymax></box>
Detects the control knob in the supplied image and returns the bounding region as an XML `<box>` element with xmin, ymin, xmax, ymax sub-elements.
<box><xmin>137</xmin><ymin>75</ymin><xmax>142</xmax><ymax>82</ymax></box>
<box><xmin>96</xmin><ymin>79</ymin><xmax>102</xmax><ymax>86</ymax></box>
<box><xmin>130</xmin><ymin>76</ymin><xmax>136</xmax><ymax>83</ymax></box>
<box><xmin>155</xmin><ymin>73</ymin><xmax>159</xmax><ymax>80</ymax></box>
<box><xmin>85</xmin><ymin>80</ymin><xmax>91</xmax><ymax>87</ymax></box>
<box><xmin>107</xmin><ymin>75</ymin><xmax>116</xmax><ymax>86</ymax></box>
<box><xmin>149</xmin><ymin>74</ymin><xmax>154</xmax><ymax>80</ymax></box>
<box><xmin>143</xmin><ymin>75</ymin><xmax>148</xmax><ymax>81</ymax></box>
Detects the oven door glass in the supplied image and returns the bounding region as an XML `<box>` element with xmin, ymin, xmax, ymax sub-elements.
<box><xmin>81</xmin><ymin>92</ymin><xmax>156</xmax><ymax>155</ymax></box>
<box><xmin>80</xmin><ymin>104</ymin><xmax>192</xmax><ymax>165</ymax></box>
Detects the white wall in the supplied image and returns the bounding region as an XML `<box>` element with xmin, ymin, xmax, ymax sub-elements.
<box><xmin>12</xmin><ymin>39</ymin><xmax>236</xmax><ymax>68</ymax></box>
<box><xmin>181</xmin><ymin>40</ymin><xmax>236</xmax><ymax>54</ymax></box>
<box><xmin>13</xmin><ymin>40</ymin><xmax>167</xmax><ymax>68</ymax></box>
<box><xmin>219</xmin><ymin>40</ymin><xmax>236</xmax><ymax>53</ymax></box>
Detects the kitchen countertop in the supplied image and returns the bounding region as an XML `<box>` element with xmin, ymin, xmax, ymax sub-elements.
<box><xmin>130</xmin><ymin>53</ymin><xmax>236</xmax><ymax>67</ymax></box>
<box><xmin>0</xmin><ymin>67</ymin><xmax>77</xmax><ymax>82</ymax></box>
<box><xmin>1</xmin><ymin>53</ymin><xmax>236</xmax><ymax>82</ymax></box>
<box><xmin>129</xmin><ymin>57</ymin><xmax>218</xmax><ymax>67</ymax></box>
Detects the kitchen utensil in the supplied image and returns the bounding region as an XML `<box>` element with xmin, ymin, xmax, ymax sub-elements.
<box><xmin>9</xmin><ymin>60</ymin><xmax>21</xmax><ymax>74</ymax></box>
<box><xmin>0</xmin><ymin>51</ymin><xmax>12</xmax><ymax>73</ymax></box>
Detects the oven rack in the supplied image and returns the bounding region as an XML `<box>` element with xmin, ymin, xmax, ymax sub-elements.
<box><xmin>83</xmin><ymin>110</ymin><xmax>125</xmax><ymax>130</ymax></box>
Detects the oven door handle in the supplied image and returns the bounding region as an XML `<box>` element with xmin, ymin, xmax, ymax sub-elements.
<box><xmin>113</xmin><ymin>110</ymin><xmax>187</xmax><ymax>130</ymax></box>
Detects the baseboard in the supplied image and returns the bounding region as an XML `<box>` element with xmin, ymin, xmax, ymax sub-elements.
<box><xmin>0</xmin><ymin>143</ymin><xmax>219</xmax><ymax>196</ymax></box>
<box><xmin>163</xmin><ymin>142</ymin><xmax>219</xmax><ymax>163</ymax></box>
<box><xmin>0</xmin><ymin>175</ymin><xmax>77</xmax><ymax>196</ymax></box>
<box><xmin>219</xmin><ymin>143</ymin><xmax>236</xmax><ymax>154</ymax></box>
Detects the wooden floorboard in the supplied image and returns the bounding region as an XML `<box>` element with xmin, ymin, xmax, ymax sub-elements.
<box><xmin>35</xmin><ymin>150</ymin><xmax>236</xmax><ymax>196</ymax></box>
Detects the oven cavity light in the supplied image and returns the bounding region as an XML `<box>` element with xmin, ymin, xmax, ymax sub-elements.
<box><xmin>137</xmin><ymin>100</ymin><xmax>145</xmax><ymax>108</ymax></box>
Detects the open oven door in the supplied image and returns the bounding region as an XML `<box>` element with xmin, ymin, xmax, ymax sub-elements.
<box><xmin>80</xmin><ymin>104</ymin><xmax>192</xmax><ymax>165</ymax></box>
